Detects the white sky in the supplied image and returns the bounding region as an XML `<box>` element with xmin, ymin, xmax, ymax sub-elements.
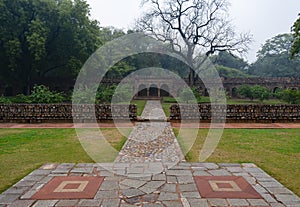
<box><xmin>86</xmin><ymin>0</ymin><xmax>300</xmax><ymax>63</ymax></box>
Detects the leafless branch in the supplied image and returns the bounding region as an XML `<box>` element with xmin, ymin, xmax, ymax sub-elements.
<box><xmin>136</xmin><ymin>0</ymin><xmax>253</xmax><ymax>84</ymax></box>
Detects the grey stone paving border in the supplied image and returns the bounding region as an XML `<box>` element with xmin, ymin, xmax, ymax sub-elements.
<box><xmin>1</xmin><ymin>162</ymin><xmax>299</xmax><ymax>207</ymax></box>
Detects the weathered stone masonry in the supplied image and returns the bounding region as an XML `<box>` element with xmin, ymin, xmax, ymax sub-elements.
<box><xmin>0</xmin><ymin>104</ymin><xmax>299</xmax><ymax>123</ymax></box>
<box><xmin>170</xmin><ymin>104</ymin><xmax>300</xmax><ymax>123</ymax></box>
<box><xmin>0</xmin><ymin>104</ymin><xmax>137</xmax><ymax>123</ymax></box>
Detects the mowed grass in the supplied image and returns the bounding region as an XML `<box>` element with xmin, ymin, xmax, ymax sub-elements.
<box><xmin>0</xmin><ymin>128</ymin><xmax>128</xmax><ymax>193</ymax></box>
<box><xmin>1</xmin><ymin>128</ymin><xmax>299</xmax><ymax>196</ymax></box>
<box><xmin>174</xmin><ymin>128</ymin><xmax>300</xmax><ymax>196</ymax></box>
<box><xmin>131</xmin><ymin>100</ymin><xmax>147</xmax><ymax>116</ymax></box>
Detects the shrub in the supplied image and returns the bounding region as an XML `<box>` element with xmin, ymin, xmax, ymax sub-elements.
<box><xmin>179</xmin><ymin>87</ymin><xmax>195</xmax><ymax>103</ymax></box>
<box><xmin>237</xmin><ymin>85</ymin><xmax>253</xmax><ymax>100</ymax></box>
<box><xmin>251</xmin><ymin>85</ymin><xmax>271</xmax><ymax>102</ymax></box>
<box><xmin>191</xmin><ymin>87</ymin><xmax>202</xmax><ymax>103</ymax></box>
<box><xmin>237</xmin><ymin>85</ymin><xmax>271</xmax><ymax>102</ymax></box>
<box><xmin>72</xmin><ymin>85</ymin><xmax>99</xmax><ymax>104</ymax></box>
<box><xmin>28</xmin><ymin>85</ymin><xmax>64</xmax><ymax>103</ymax></box>
<box><xmin>97</xmin><ymin>84</ymin><xmax>117</xmax><ymax>103</ymax></box>
<box><xmin>112</xmin><ymin>84</ymin><xmax>132</xmax><ymax>103</ymax></box>
<box><xmin>276</xmin><ymin>89</ymin><xmax>300</xmax><ymax>104</ymax></box>
<box><xmin>0</xmin><ymin>96</ymin><xmax>11</xmax><ymax>104</ymax></box>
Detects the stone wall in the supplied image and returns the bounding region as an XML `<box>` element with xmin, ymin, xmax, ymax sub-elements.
<box><xmin>170</xmin><ymin>104</ymin><xmax>300</xmax><ymax>123</ymax></box>
<box><xmin>0</xmin><ymin>104</ymin><xmax>137</xmax><ymax>123</ymax></box>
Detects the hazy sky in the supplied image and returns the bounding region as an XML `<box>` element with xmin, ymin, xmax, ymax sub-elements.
<box><xmin>86</xmin><ymin>0</ymin><xmax>300</xmax><ymax>63</ymax></box>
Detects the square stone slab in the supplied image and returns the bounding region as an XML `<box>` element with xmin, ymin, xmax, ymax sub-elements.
<box><xmin>194</xmin><ymin>176</ymin><xmax>262</xmax><ymax>199</ymax></box>
<box><xmin>31</xmin><ymin>176</ymin><xmax>104</xmax><ymax>200</ymax></box>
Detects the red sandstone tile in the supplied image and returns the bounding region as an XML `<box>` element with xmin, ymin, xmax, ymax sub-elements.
<box><xmin>194</xmin><ymin>176</ymin><xmax>262</xmax><ymax>199</ymax></box>
<box><xmin>32</xmin><ymin>176</ymin><xmax>104</xmax><ymax>200</ymax></box>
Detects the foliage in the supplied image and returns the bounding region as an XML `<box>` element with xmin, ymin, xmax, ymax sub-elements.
<box><xmin>99</xmin><ymin>27</ymin><xmax>126</xmax><ymax>42</ymax></box>
<box><xmin>105</xmin><ymin>61</ymin><xmax>136</xmax><ymax>78</ymax></box>
<box><xmin>236</xmin><ymin>85</ymin><xmax>253</xmax><ymax>100</ymax></box>
<box><xmin>112</xmin><ymin>84</ymin><xmax>132</xmax><ymax>103</ymax></box>
<box><xmin>72</xmin><ymin>85</ymin><xmax>99</xmax><ymax>104</ymax></box>
<box><xmin>0</xmin><ymin>0</ymin><xmax>101</xmax><ymax>93</ymax></box>
<box><xmin>0</xmin><ymin>96</ymin><xmax>11</xmax><ymax>104</ymax></box>
<box><xmin>13</xmin><ymin>94</ymin><xmax>30</xmax><ymax>103</ymax></box>
<box><xmin>72</xmin><ymin>84</ymin><xmax>117</xmax><ymax>104</ymax></box>
<box><xmin>27</xmin><ymin>85</ymin><xmax>64</xmax><ymax>103</ymax></box>
<box><xmin>191</xmin><ymin>87</ymin><xmax>202</xmax><ymax>103</ymax></box>
<box><xmin>72</xmin><ymin>84</ymin><xmax>129</xmax><ymax>104</ymax></box>
<box><xmin>251</xmin><ymin>85</ymin><xmax>271</xmax><ymax>102</ymax></box>
<box><xmin>212</xmin><ymin>51</ymin><xmax>249</xmax><ymax>71</ymax></box>
<box><xmin>237</xmin><ymin>85</ymin><xmax>271</xmax><ymax>102</ymax></box>
<box><xmin>275</xmin><ymin>89</ymin><xmax>300</xmax><ymax>104</ymax></box>
<box><xmin>216</xmin><ymin>65</ymin><xmax>252</xmax><ymax>78</ymax></box>
<box><xmin>291</xmin><ymin>14</ymin><xmax>300</xmax><ymax>57</ymax></box>
<box><xmin>97</xmin><ymin>85</ymin><xmax>117</xmax><ymax>104</ymax></box>
<box><xmin>249</xmin><ymin>34</ymin><xmax>300</xmax><ymax>77</ymax></box>
<box><xmin>179</xmin><ymin>88</ymin><xmax>192</xmax><ymax>103</ymax></box>
<box><xmin>179</xmin><ymin>87</ymin><xmax>197</xmax><ymax>103</ymax></box>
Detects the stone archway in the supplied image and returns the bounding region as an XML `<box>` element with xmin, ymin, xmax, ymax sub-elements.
<box><xmin>149</xmin><ymin>84</ymin><xmax>158</xmax><ymax>97</ymax></box>
<box><xmin>204</xmin><ymin>88</ymin><xmax>209</xmax><ymax>97</ymax></box>
<box><xmin>273</xmin><ymin>87</ymin><xmax>280</xmax><ymax>94</ymax></box>
<box><xmin>231</xmin><ymin>87</ymin><xmax>238</xmax><ymax>98</ymax></box>
<box><xmin>138</xmin><ymin>84</ymin><xmax>147</xmax><ymax>97</ymax></box>
<box><xmin>160</xmin><ymin>84</ymin><xmax>170</xmax><ymax>97</ymax></box>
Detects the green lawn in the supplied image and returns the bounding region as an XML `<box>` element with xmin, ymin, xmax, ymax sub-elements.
<box><xmin>0</xmin><ymin>128</ymin><xmax>127</xmax><ymax>193</ymax></box>
<box><xmin>174</xmin><ymin>128</ymin><xmax>300</xmax><ymax>196</ymax></box>
<box><xmin>131</xmin><ymin>100</ymin><xmax>147</xmax><ymax>116</ymax></box>
<box><xmin>1</xmin><ymin>128</ymin><xmax>299</xmax><ymax>197</ymax></box>
<box><xmin>162</xmin><ymin>102</ymin><xmax>171</xmax><ymax>117</ymax></box>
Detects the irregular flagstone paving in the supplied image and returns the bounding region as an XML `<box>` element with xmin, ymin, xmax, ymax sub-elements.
<box><xmin>1</xmin><ymin>163</ymin><xmax>300</xmax><ymax>207</ymax></box>
<box><xmin>1</xmin><ymin>100</ymin><xmax>300</xmax><ymax>206</ymax></box>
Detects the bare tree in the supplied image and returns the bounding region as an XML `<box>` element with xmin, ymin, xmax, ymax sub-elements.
<box><xmin>136</xmin><ymin>0</ymin><xmax>252</xmax><ymax>85</ymax></box>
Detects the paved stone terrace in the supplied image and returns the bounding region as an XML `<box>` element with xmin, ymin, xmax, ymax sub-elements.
<box><xmin>1</xmin><ymin>162</ymin><xmax>300</xmax><ymax>207</ymax></box>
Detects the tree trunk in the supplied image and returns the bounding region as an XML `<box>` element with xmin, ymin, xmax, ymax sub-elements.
<box><xmin>25</xmin><ymin>71</ymin><xmax>32</xmax><ymax>95</ymax></box>
<box><xmin>189</xmin><ymin>67</ymin><xmax>195</xmax><ymax>86</ymax></box>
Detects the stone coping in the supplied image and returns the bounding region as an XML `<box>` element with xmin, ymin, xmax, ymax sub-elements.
<box><xmin>1</xmin><ymin>123</ymin><xmax>300</xmax><ymax>129</ymax></box>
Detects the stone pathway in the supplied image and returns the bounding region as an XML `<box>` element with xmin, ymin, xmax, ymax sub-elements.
<box><xmin>115</xmin><ymin>100</ymin><xmax>184</xmax><ymax>165</ymax></box>
<box><xmin>1</xmin><ymin>163</ymin><xmax>300</xmax><ymax>207</ymax></box>
<box><xmin>1</xmin><ymin>100</ymin><xmax>300</xmax><ymax>207</ymax></box>
<box><xmin>140</xmin><ymin>100</ymin><xmax>167</xmax><ymax>121</ymax></box>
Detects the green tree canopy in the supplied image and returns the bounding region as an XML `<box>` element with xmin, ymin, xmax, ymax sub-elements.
<box><xmin>291</xmin><ymin>14</ymin><xmax>300</xmax><ymax>57</ymax></box>
<box><xmin>0</xmin><ymin>0</ymin><xmax>101</xmax><ymax>94</ymax></box>
<box><xmin>212</xmin><ymin>51</ymin><xmax>249</xmax><ymax>71</ymax></box>
<box><xmin>237</xmin><ymin>85</ymin><xmax>271</xmax><ymax>102</ymax></box>
<box><xmin>249</xmin><ymin>34</ymin><xmax>300</xmax><ymax>77</ymax></box>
